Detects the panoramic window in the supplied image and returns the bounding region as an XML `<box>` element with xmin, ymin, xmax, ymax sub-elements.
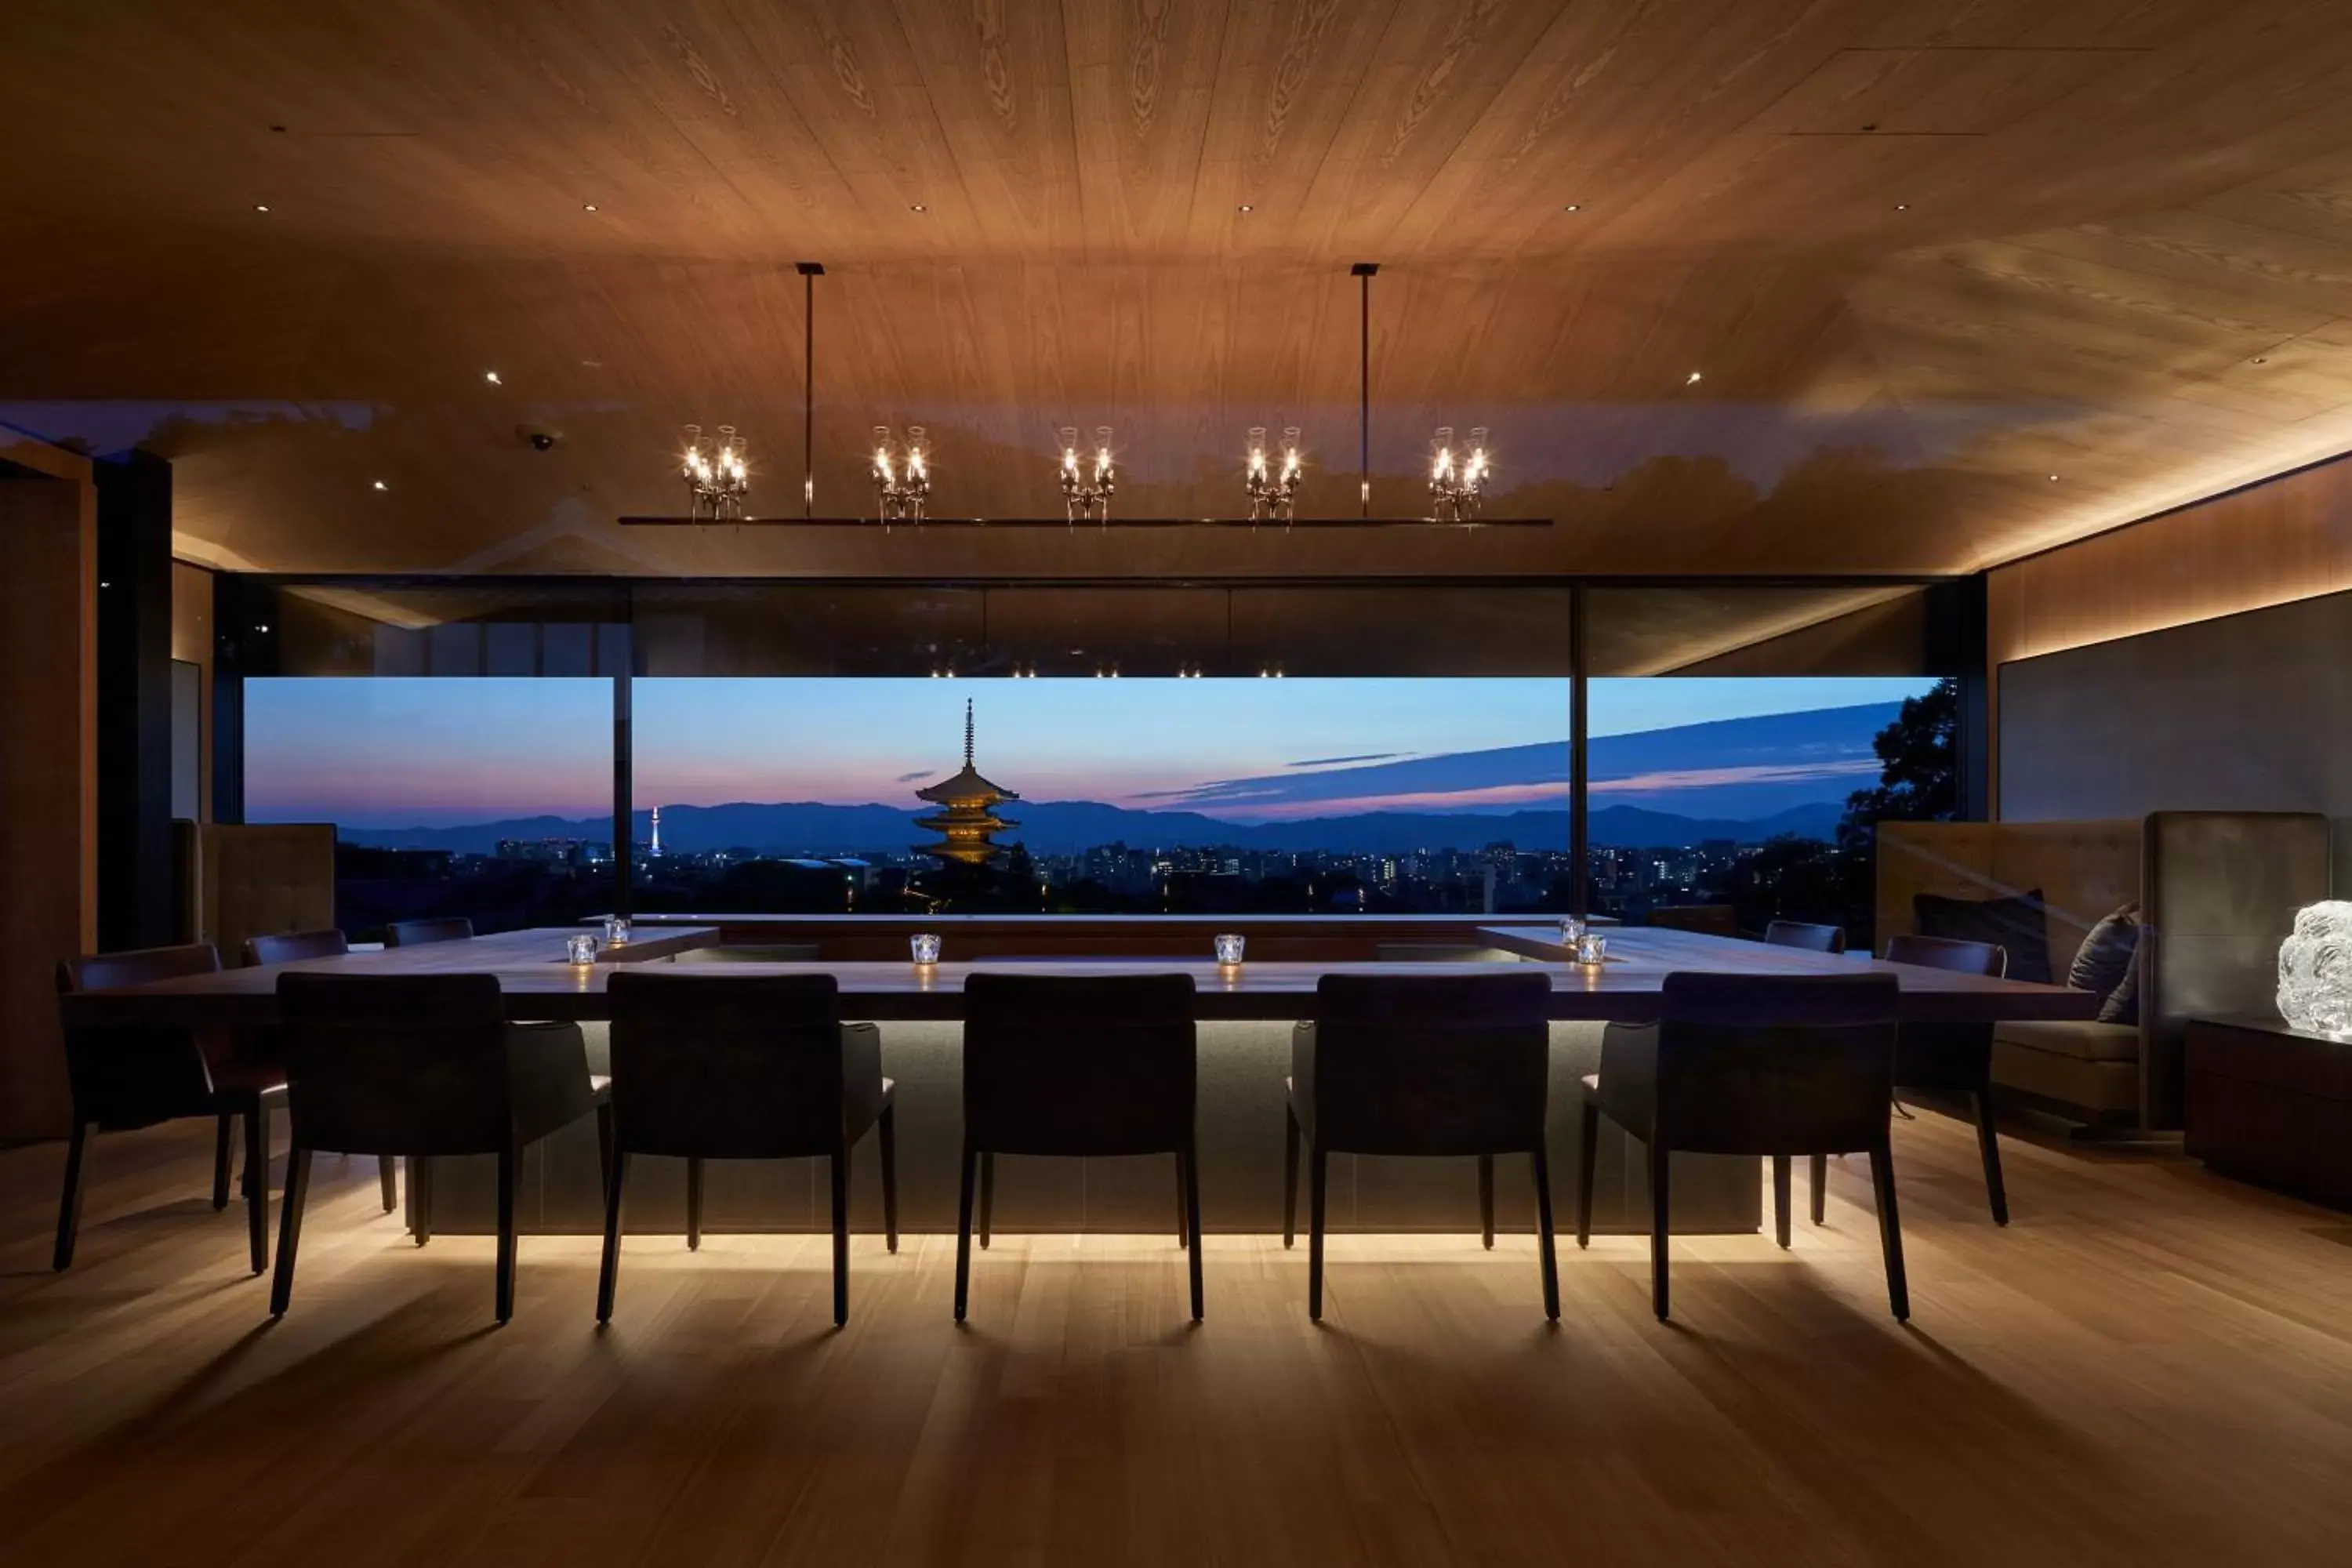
<box><xmin>243</xmin><ymin>677</ymin><xmax>616</xmax><ymax>939</ymax></box>
<box><xmin>1583</xmin><ymin>675</ymin><xmax>1952</xmax><ymax>938</ymax></box>
<box><xmin>630</xmin><ymin>678</ymin><xmax>1576</xmax><ymax>916</ymax></box>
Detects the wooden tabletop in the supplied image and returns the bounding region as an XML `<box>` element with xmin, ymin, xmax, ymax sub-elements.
<box><xmin>60</xmin><ymin>924</ymin><xmax>2098</xmax><ymax>1028</ymax></box>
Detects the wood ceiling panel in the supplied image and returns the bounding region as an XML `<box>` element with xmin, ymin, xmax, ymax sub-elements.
<box><xmin>9</xmin><ymin>0</ymin><xmax>2352</xmax><ymax>587</ymax></box>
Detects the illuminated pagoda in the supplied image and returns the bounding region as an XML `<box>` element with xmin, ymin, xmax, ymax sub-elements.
<box><xmin>914</xmin><ymin>699</ymin><xmax>1021</xmax><ymax>867</ymax></box>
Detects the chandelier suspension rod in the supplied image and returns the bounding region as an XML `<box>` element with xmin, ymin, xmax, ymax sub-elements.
<box><xmin>1352</xmin><ymin>262</ymin><xmax>1377</xmax><ymax>520</ymax></box>
<box><xmin>797</xmin><ymin>260</ymin><xmax>824</xmax><ymax>518</ymax></box>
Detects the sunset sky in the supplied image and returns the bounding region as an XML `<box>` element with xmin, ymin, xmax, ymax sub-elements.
<box><xmin>243</xmin><ymin>676</ymin><xmax>1934</xmax><ymax>829</ymax></box>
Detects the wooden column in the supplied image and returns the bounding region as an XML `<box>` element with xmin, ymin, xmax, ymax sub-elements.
<box><xmin>96</xmin><ymin>451</ymin><xmax>175</xmax><ymax>951</ymax></box>
<box><xmin>0</xmin><ymin>436</ymin><xmax>98</xmax><ymax>1138</ymax></box>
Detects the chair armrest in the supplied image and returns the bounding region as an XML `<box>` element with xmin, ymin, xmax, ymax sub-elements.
<box><xmin>503</xmin><ymin>1021</ymin><xmax>597</xmax><ymax>1144</ymax></box>
<box><xmin>1594</xmin><ymin>1021</ymin><xmax>1660</xmax><ymax>1138</ymax></box>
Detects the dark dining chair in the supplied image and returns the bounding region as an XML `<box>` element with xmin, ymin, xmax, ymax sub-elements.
<box><xmin>1764</xmin><ymin>920</ymin><xmax>1847</xmax><ymax>954</ymax></box>
<box><xmin>956</xmin><ymin>972</ymin><xmax>1200</xmax><ymax>1323</ymax></box>
<box><xmin>1578</xmin><ymin>971</ymin><xmax>1909</xmax><ymax>1321</ymax></box>
<box><xmin>386</xmin><ymin>916</ymin><xmax>474</xmax><ymax>948</ymax></box>
<box><xmin>1286</xmin><ymin>971</ymin><xmax>1558</xmax><ymax>1322</ymax></box>
<box><xmin>270</xmin><ymin>971</ymin><xmax>610</xmax><ymax>1323</ymax></box>
<box><xmin>241</xmin><ymin>928</ymin><xmax>401</xmax><ymax>1215</ymax></box>
<box><xmin>597</xmin><ymin>971</ymin><xmax>897</xmax><ymax>1327</ymax></box>
<box><xmin>53</xmin><ymin>942</ymin><xmax>282</xmax><ymax>1274</ymax></box>
<box><xmin>1861</xmin><ymin>932</ymin><xmax>2011</xmax><ymax>1225</ymax></box>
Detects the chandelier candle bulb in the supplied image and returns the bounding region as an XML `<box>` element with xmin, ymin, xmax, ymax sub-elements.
<box><xmin>681</xmin><ymin>423</ymin><xmax>750</xmax><ymax>521</ymax></box>
<box><xmin>1058</xmin><ymin>423</ymin><xmax>1116</xmax><ymax>522</ymax></box>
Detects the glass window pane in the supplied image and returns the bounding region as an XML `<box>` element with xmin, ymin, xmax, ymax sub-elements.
<box><xmin>631</xmin><ymin>677</ymin><xmax>1575</xmax><ymax>915</ymax></box>
<box><xmin>243</xmin><ymin>677</ymin><xmax>616</xmax><ymax>940</ymax></box>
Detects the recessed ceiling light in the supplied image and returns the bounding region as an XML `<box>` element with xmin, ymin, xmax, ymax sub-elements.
<box><xmin>1894</xmin><ymin>201</ymin><xmax>1910</xmax><ymax>211</ymax></box>
<box><xmin>2048</xmin><ymin>473</ymin><xmax>2060</xmax><ymax>481</ymax></box>
<box><xmin>484</xmin><ymin>370</ymin><xmax>502</xmax><ymax>386</ymax></box>
<box><xmin>254</xmin><ymin>204</ymin><xmax>270</xmax><ymax>213</ymax></box>
<box><xmin>1236</xmin><ymin>203</ymin><xmax>1253</xmax><ymax>213</ymax></box>
<box><xmin>1563</xmin><ymin>203</ymin><xmax>1581</xmax><ymax>212</ymax></box>
<box><xmin>1685</xmin><ymin>370</ymin><xmax>1703</xmax><ymax>385</ymax></box>
<box><xmin>583</xmin><ymin>202</ymin><xmax>598</xmax><ymax>212</ymax></box>
<box><xmin>372</xmin><ymin>480</ymin><xmax>387</xmax><ymax>492</ymax></box>
<box><xmin>2252</xmin><ymin>354</ymin><xmax>2269</xmax><ymax>365</ymax></box>
<box><xmin>909</xmin><ymin>202</ymin><xmax>927</xmax><ymax>212</ymax></box>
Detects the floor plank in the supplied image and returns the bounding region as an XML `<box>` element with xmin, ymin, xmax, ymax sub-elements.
<box><xmin>1</xmin><ymin>1116</ymin><xmax>2347</xmax><ymax>1565</ymax></box>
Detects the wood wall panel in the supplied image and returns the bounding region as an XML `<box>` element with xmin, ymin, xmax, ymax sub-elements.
<box><xmin>1987</xmin><ymin>454</ymin><xmax>2352</xmax><ymax>668</ymax></box>
<box><xmin>0</xmin><ymin>437</ymin><xmax>96</xmax><ymax>1139</ymax></box>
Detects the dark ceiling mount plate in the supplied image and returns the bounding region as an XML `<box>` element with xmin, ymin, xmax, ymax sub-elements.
<box><xmin>617</xmin><ymin>515</ymin><xmax>1553</xmax><ymax>529</ymax></box>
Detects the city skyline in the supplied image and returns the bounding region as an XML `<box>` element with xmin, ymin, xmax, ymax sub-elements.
<box><xmin>244</xmin><ymin>675</ymin><xmax>1935</xmax><ymax>831</ymax></box>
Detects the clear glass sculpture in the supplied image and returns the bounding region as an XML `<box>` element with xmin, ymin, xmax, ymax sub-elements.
<box><xmin>2278</xmin><ymin>902</ymin><xmax>2352</xmax><ymax>1037</ymax></box>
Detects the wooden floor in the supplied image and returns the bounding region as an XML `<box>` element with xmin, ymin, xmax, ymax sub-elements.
<box><xmin>1</xmin><ymin>1118</ymin><xmax>2348</xmax><ymax>1566</ymax></box>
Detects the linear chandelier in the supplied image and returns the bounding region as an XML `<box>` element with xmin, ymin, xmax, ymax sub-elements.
<box><xmin>620</xmin><ymin>261</ymin><xmax>1544</xmax><ymax>531</ymax></box>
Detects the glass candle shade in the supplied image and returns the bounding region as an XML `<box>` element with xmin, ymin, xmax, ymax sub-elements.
<box><xmin>565</xmin><ymin>933</ymin><xmax>601</xmax><ymax>966</ymax></box>
<box><xmin>1575</xmin><ymin>932</ymin><xmax>1608</xmax><ymax>967</ymax></box>
<box><xmin>910</xmin><ymin>932</ymin><xmax>942</xmax><ymax>966</ymax></box>
<box><xmin>1214</xmin><ymin>934</ymin><xmax>1246</xmax><ymax>965</ymax></box>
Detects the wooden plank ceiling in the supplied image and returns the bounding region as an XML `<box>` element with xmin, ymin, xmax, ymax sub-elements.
<box><xmin>5</xmin><ymin>0</ymin><xmax>2352</xmax><ymax>583</ymax></box>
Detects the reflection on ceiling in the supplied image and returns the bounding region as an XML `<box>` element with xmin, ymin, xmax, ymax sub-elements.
<box><xmin>8</xmin><ymin>1</ymin><xmax>2352</xmax><ymax>577</ymax></box>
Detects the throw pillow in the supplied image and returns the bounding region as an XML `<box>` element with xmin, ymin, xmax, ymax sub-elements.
<box><xmin>1914</xmin><ymin>888</ymin><xmax>2055</xmax><ymax>985</ymax></box>
<box><xmin>2067</xmin><ymin>902</ymin><xmax>2140</xmax><ymax>1001</ymax></box>
<box><xmin>2098</xmin><ymin>950</ymin><xmax>2141</xmax><ymax>1026</ymax></box>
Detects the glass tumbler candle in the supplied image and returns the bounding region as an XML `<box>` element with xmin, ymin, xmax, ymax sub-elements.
<box><xmin>565</xmin><ymin>933</ymin><xmax>601</xmax><ymax>966</ymax></box>
<box><xmin>910</xmin><ymin>932</ymin><xmax>942</xmax><ymax>966</ymax></box>
<box><xmin>1559</xmin><ymin>915</ymin><xmax>1586</xmax><ymax>947</ymax></box>
<box><xmin>1575</xmin><ymin>931</ymin><xmax>1607</xmax><ymax>967</ymax></box>
<box><xmin>1214</xmin><ymin>934</ymin><xmax>1246</xmax><ymax>966</ymax></box>
<box><xmin>601</xmin><ymin>916</ymin><xmax>630</xmax><ymax>946</ymax></box>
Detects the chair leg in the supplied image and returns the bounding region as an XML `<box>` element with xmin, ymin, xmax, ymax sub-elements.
<box><xmin>1772</xmin><ymin>1154</ymin><xmax>1792</xmax><ymax>1250</ymax></box>
<box><xmin>269</xmin><ymin>1148</ymin><xmax>313</xmax><ymax>1316</ymax></box>
<box><xmin>413</xmin><ymin>1156</ymin><xmax>434</xmax><ymax>1246</ymax></box>
<box><xmin>378</xmin><ymin>1156</ymin><xmax>398</xmax><ymax>1214</ymax></box>
<box><xmin>829</xmin><ymin>1145</ymin><xmax>851</xmax><ymax>1328</ymax></box>
<box><xmin>1869</xmin><ymin>1138</ymin><xmax>1910</xmax><ymax>1321</ymax></box>
<box><xmin>1972</xmin><ymin>1091</ymin><xmax>2010</xmax><ymax>1226</ymax></box>
<box><xmin>879</xmin><ymin>1104</ymin><xmax>899</xmax><ymax>1254</ymax></box>
<box><xmin>978</xmin><ymin>1151</ymin><xmax>995</xmax><ymax>1249</ymax></box>
<box><xmin>494</xmin><ymin>1143</ymin><xmax>518</xmax><ymax>1324</ymax></box>
<box><xmin>1649</xmin><ymin>1141</ymin><xmax>1671</xmax><ymax>1322</ymax></box>
<box><xmin>1282</xmin><ymin>1102</ymin><xmax>1300</xmax><ymax>1250</ymax></box>
<box><xmin>596</xmin><ymin>1151</ymin><xmax>629</xmax><ymax>1323</ymax></box>
<box><xmin>1308</xmin><ymin>1147</ymin><xmax>1329</xmax><ymax>1323</ymax></box>
<box><xmin>212</xmin><ymin>1113</ymin><xmax>234</xmax><ymax>1210</ymax></box>
<box><xmin>1174</xmin><ymin>1150</ymin><xmax>1189</xmax><ymax>1249</ymax></box>
<box><xmin>954</xmin><ymin>1144</ymin><xmax>978</xmax><ymax>1323</ymax></box>
<box><xmin>1574</xmin><ymin>1098</ymin><xmax>1599</xmax><ymax>1249</ymax></box>
<box><xmin>1479</xmin><ymin>1152</ymin><xmax>1495</xmax><ymax>1250</ymax></box>
<box><xmin>1531</xmin><ymin>1145</ymin><xmax>1560</xmax><ymax>1322</ymax></box>
<box><xmin>594</xmin><ymin>1101</ymin><xmax>614</xmax><ymax>1195</ymax></box>
<box><xmin>1810</xmin><ymin>1152</ymin><xmax>1828</xmax><ymax>1225</ymax></box>
<box><xmin>686</xmin><ymin>1156</ymin><xmax>704</xmax><ymax>1252</ymax></box>
<box><xmin>53</xmin><ymin>1123</ymin><xmax>91</xmax><ymax>1272</ymax></box>
<box><xmin>244</xmin><ymin>1098</ymin><xmax>271</xmax><ymax>1275</ymax></box>
<box><xmin>1183</xmin><ymin>1142</ymin><xmax>1204</xmax><ymax>1322</ymax></box>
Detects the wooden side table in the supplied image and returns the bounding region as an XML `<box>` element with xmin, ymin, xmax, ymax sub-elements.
<box><xmin>2185</xmin><ymin>1016</ymin><xmax>2352</xmax><ymax>1210</ymax></box>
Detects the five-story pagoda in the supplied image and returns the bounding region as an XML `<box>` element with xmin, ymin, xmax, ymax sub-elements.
<box><xmin>914</xmin><ymin>699</ymin><xmax>1020</xmax><ymax>867</ymax></box>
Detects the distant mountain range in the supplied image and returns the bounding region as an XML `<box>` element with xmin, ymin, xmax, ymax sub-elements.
<box><xmin>337</xmin><ymin>798</ymin><xmax>1846</xmax><ymax>858</ymax></box>
<box><xmin>321</xmin><ymin>699</ymin><xmax>1894</xmax><ymax>856</ymax></box>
